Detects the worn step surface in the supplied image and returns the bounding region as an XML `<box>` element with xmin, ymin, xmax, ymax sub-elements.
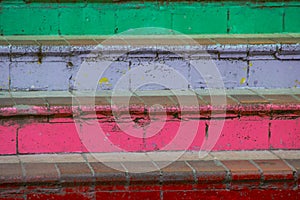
<box><xmin>0</xmin><ymin>150</ymin><xmax>300</xmax><ymax>199</ymax></box>
<box><xmin>0</xmin><ymin>88</ymin><xmax>299</xmax><ymax>154</ymax></box>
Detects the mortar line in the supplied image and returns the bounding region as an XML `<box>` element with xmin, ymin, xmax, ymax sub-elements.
<box><xmin>184</xmin><ymin>160</ymin><xmax>197</xmax><ymax>184</ymax></box>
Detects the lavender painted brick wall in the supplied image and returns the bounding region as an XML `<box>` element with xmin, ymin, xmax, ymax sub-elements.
<box><xmin>190</xmin><ymin>60</ymin><xmax>247</xmax><ymax>89</ymax></box>
<box><xmin>10</xmin><ymin>62</ymin><xmax>77</xmax><ymax>91</ymax></box>
<box><xmin>130</xmin><ymin>58</ymin><xmax>190</xmax><ymax>90</ymax></box>
<box><xmin>2</xmin><ymin>44</ymin><xmax>300</xmax><ymax>91</ymax></box>
<box><xmin>97</xmin><ymin>61</ymin><xmax>130</xmax><ymax>91</ymax></box>
<box><xmin>216</xmin><ymin>60</ymin><xmax>248</xmax><ymax>88</ymax></box>
<box><xmin>248</xmin><ymin>60</ymin><xmax>300</xmax><ymax>88</ymax></box>
<box><xmin>71</xmin><ymin>60</ymin><xmax>130</xmax><ymax>91</ymax></box>
<box><xmin>0</xmin><ymin>62</ymin><xmax>9</xmax><ymax>90</ymax></box>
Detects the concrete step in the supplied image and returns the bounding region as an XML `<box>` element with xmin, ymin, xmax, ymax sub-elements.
<box><xmin>0</xmin><ymin>34</ymin><xmax>300</xmax><ymax>91</ymax></box>
<box><xmin>0</xmin><ymin>150</ymin><xmax>299</xmax><ymax>199</ymax></box>
<box><xmin>0</xmin><ymin>88</ymin><xmax>299</xmax><ymax>154</ymax></box>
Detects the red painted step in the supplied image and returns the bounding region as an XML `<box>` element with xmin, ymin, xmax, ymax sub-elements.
<box><xmin>0</xmin><ymin>151</ymin><xmax>299</xmax><ymax>200</ymax></box>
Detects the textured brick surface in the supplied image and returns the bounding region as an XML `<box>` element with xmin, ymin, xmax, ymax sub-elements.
<box><xmin>14</xmin><ymin>98</ymin><xmax>47</xmax><ymax>106</ymax></box>
<box><xmin>270</xmin><ymin>37</ymin><xmax>300</xmax><ymax>44</ymax></box>
<box><xmin>158</xmin><ymin>161</ymin><xmax>194</xmax><ymax>183</ymax></box>
<box><xmin>286</xmin><ymin>159</ymin><xmax>300</xmax><ymax>172</ymax></box>
<box><xmin>8</xmin><ymin>40</ymin><xmax>39</xmax><ymax>46</ymax></box>
<box><xmin>37</xmin><ymin>39</ymin><xmax>68</xmax><ymax>46</ymax></box>
<box><xmin>254</xmin><ymin>160</ymin><xmax>294</xmax><ymax>181</ymax></box>
<box><xmin>213</xmin><ymin>38</ymin><xmax>248</xmax><ymax>45</ymax></box>
<box><xmin>263</xmin><ymin>95</ymin><xmax>299</xmax><ymax>104</ymax></box>
<box><xmin>170</xmin><ymin>95</ymin><xmax>206</xmax><ymax>107</ymax></box>
<box><xmin>0</xmin><ymin>62</ymin><xmax>9</xmax><ymax>90</ymax></box>
<box><xmin>45</xmin><ymin>97</ymin><xmax>73</xmax><ymax>106</ymax></box>
<box><xmin>57</xmin><ymin>163</ymin><xmax>93</xmax><ymax>183</ymax></box>
<box><xmin>124</xmin><ymin>161</ymin><xmax>160</xmax><ymax>184</ymax></box>
<box><xmin>248</xmin><ymin>60</ymin><xmax>300</xmax><ymax>88</ymax></box>
<box><xmin>201</xmin><ymin>95</ymin><xmax>238</xmax><ymax>106</ymax></box>
<box><xmin>0</xmin><ymin>124</ymin><xmax>17</xmax><ymax>155</ymax></box>
<box><xmin>211</xmin><ymin>151</ymin><xmax>277</xmax><ymax>161</ymax></box>
<box><xmin>138</xmin><ymin>96</ymin><xmax>176</xmax><ymax>107</ymax></box>
<box><xmin>66</xmin><ymin>39</ymin><xmax>97</xmax><ymax>46</ymax></box>
<box><xmin>10</xmin><ymin>62</ymin><xmax>77</xmax><ymax>91</ymax></box>
<box><xmin>23</xmin><ymin>163</ymin><xmax>59</xmax><ymax>183</ymax></box>
<box><xmin>0</xmin><ymin>154</ymin><xmax>299</xmax><ymax>199</ymax></box>
<box><xmin>162</xmin><ymin>190</ymin><xmax>300</xmax><ymax>200</ymax></box>
<box><xmin>110</xmin><ymin>96</ymin><xmax>144</xmax><ymax>107</ymax></box>
<box><xmin>190</xmin><ymin>60</ymin><xmax>248</xmax><ymax>89</ymax></box>
<box><xmin>90</xmin><ymin>162</ymin><xmax>127</xmax><ymax>184</ymax></box>
<box><xmin>18</xmin><ymin>123</ymin><xmax>86</xmax><ymax>154</ymax></box>
<box><xmin>222</xmin><ymin>160</ymin><xmax>260</xmax><ymax>181</ymax></box>
<box><xmin>270</xmin><ymin>119</ymin><xmax>300</xmax><ymax>149</ymax></box>
<box><xmin>96</xmin><ymin>191</ymin><xmax>161</xmax><ymax>200</ymax></box>
<box><xmin>210</xmin><ymin>118</ymin><xmax>269</xmax><ymax>151</ymax></box>
<box><xmin>230</xmin><ymin>95</ymin><xmax>269</xmax><ymax>104</ymax></box>
<box><xmin>194</xmin><ymin>38</ymin><xmax>216</xmax><ymax>45</ymax></box>
<box><xmin>76</xmin><ymin>96</ymin><xmax>110</xmax><ymax>106</ymax></box>
<box><xmin>0</xmin><ymin>98</ymin><xmax>15</xmax><ymax>108</ymax></box>
<box><xmin>0</xmin><ymin>163</ymin><xmax>23</xmax><ymax>184</ymax></box>
<box><xmin>188</xmin><ymin>160</ymin><xmax>226</xmax><ymax>183</ymax></box>
<box><xmin>129</xmin><ymin>58</ymin><xmax>190</xmax><ymax>91</ymax></box>
<box><xmin>285</xmin><ymin>159</ymin><xmax>300</xmax><ymax>186</ymax></box>
<box><xmin>93</xmin><ymin>61</ymin><xmax>129</xmax><ymax>91</ymax></box>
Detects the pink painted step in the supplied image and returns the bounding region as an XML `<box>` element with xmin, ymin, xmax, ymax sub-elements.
<box><xmin>0</xmin><ymin>91</ymin><xmax>299</xmax><ymax>154</ymax></box>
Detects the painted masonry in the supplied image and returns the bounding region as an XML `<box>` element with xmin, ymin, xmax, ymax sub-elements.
<box><xmin>0</xmin><ymin>1</ymin><xmax>300</xmax><ymax>200</ymax></box>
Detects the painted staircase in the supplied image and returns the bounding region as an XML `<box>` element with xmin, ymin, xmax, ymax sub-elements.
<box><xmin>0</xmin><ymin>34</ymin><xmax>299</xmax><ymax>199</ymax></box>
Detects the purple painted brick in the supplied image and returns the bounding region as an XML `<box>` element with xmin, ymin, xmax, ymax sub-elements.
<box><xmin>248</xmin><ymin>60</ymin><xmax>300</xmax><ymax>88</ymax></box>
<box><xmin>0</xmin><ymin>62</ymin><xmax>9</xmax><ymax>90</ymax></box>
<box><xmin>190</xmin><ymin>59</ymin><xmax>247</xmax><ymax>89</ymax></box>
<box><xmin>130</xmin><ymin>58</ymin><xmax>189</xmax><ymax>90</ymax></box>
<box><xmin>10</xmin><ymin>62</ymin><xmax>77</xmax><ymax>91</ymax></box>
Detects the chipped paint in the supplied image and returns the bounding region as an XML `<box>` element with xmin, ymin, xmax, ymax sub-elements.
<box><xmin>99</xmin><ymin>77</ymin><xmax>109</xmax><ymax>85</ymax></box>
<box><xmin>240</xmin><ymin>77</ymin><xmax>246</xmax><ymax>85</ymax></box>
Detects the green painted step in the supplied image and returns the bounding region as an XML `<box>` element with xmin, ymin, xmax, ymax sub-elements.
<box><xmin>1</xmin><ymin>1</ymin><xmax>300</xmax><ymax>35</ymax></box>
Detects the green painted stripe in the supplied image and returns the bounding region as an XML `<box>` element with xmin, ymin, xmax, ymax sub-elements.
<box><xmin>1</xmin><ymin>1</ymin><xmax>300</xmax><ymax>35</ymax></box>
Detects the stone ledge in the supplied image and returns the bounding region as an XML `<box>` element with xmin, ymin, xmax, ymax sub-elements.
<box><xmin>0</xmin><ymin>151</ymin><xmax>299</xmax><ymax>189</ymax></box>
<box><xmin>0</xmin><ymin>35</ymin><xmax>299</xmax><ymax>57</ymax></box>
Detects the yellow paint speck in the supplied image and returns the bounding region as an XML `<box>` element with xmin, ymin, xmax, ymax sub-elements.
<box><xmin>249</xmin><ymin>62</ymin><xmax>253</xmax><ymax>67</ymax></box>
<box><xmin>240</xmin><ymin>77</ymin><xmax>246</xmax><ymax>84</ymax></box>
<box><xmin>99</xmin><ymin>77</ymin><xmax>109</xmax><ymax>85</ymax></box>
